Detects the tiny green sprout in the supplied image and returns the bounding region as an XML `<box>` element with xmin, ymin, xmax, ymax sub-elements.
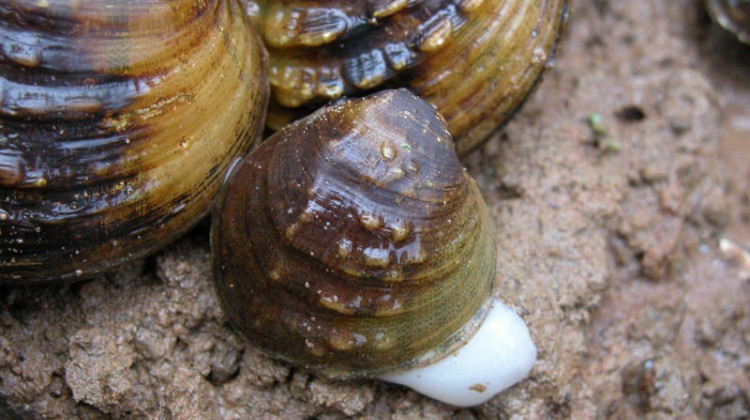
<box><xmin>587</xmin><ymin>113</ymin><xmax>622</xmax><ymax>152</ymax></box>
<box><xmin>601</xmin><ymin>137</ymin><xmax>623</xmax><ymax>152</ymax></box>
<box><xmin>588</xmin><ymin>113</ymin><xmax>608</xmax><ymax>136</ymax></box>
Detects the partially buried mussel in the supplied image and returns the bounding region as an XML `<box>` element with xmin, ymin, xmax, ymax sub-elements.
<box><xmin>0</xmin><ymin>0</ymin><xmax>268</xmax><ymax>283</ymax></box>
<box><xmin>211</xmin><ymin>89</ymin><xmax>536</xmax><ymax>406</ymax></box>
<box><xmin>706</xmin><ymin>0</ymin><xmax>750</xmax><ymax>44</ymax></box>
<box><xmin>247</xmin><ymin>0</ymin><xmax>569</xmax><ymax>155</ymax></box>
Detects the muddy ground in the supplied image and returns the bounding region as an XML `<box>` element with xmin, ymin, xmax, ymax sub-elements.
<box><xmin>2</xmin><ymin>1</ymin><xmax>749</xmax><ymax>419</ymax></box>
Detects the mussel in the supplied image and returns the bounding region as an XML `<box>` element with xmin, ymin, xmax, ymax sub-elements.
<box><xmin>706</xmin><ymin>0</ymin><xmax>750</xmax><ymax>44</ymax></box>
<box><xmin>248</xmin><ymin>0</ymin><xmax>569</xmax><ymax>154</ymax></box>
<box><xmin>0</xmin><ymin>0</ymin><xmax>269</xmax><ymax>283</ymax></box>
<box><xmin>211</xmin><ymin>89</ymin><xmax>536</xmax><ymax>406</ymax></box>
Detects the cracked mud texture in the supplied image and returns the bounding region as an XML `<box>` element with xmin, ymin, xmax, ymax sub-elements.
<box><xmin>2</xmin><ymin>1</ymin><xmax>749</xmax><ymax>419</ymax></box>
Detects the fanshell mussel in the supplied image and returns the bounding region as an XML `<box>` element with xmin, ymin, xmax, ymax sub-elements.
<box><xmin>706</xmin><ymin>0</ymin><xmax>750</xmax><ymax>44</ymax></box>
<box><xmin>211</xmin><ymin>89</ymin><xmax>536</xmax><ymax>406</ymax></box>
<box><xmin>0</xmin><ymin>0</ymin><xmax>268</xmax><ymax>283</ymax></box>
<box><xmin>248</xmin><ymin>0</ymin><xmax>569</xmax><ymax>155</ymax></box>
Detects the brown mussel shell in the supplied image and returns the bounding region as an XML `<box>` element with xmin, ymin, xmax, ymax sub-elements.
<box><xmin>0</xmin><ymin>0</ymin><xmax>268</xmax><ymax>283</ymax></box>
<box><xmin>211</xmin><ymin>89</ymin><xmax>496</xmax><ymax>378</ymax></box>
<box><xmin>250</xmin><ymin>0</ymin><xmax>569</xmax><ymax>155</ymax></box>
<box><xmin>706</xmin><ymin>0</ymin><xmax>750</xmax><ymax>44</ymax></box>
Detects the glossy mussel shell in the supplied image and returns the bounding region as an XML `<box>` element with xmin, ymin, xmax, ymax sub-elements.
<box><xmin>0</xmin><ymin>0</ymin><xmax>268</xmax><ymax>283</ymax></box>
<box><xmin>252</xmin><ymin>0</ymin><xmax>569</xmax><ymax>154</ymax></box>
<box><xmin>212</xmin><ymin>89</ymin><xmax>496</xmax><ymax>378</ymax></box>
<box><xmin>706</xmin><ymin>0</ymin><xmax>750</xmax><ymax>44</ymax></box>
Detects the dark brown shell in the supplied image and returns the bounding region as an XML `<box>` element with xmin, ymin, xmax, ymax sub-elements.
<box><xmin>211</xmin><ymin>89</ymin><xmax>496</xmax><ymax>378</ymax></box>
<box><xmin>706</xmin><ymin>0</ymin><xmax>750</xmax><ymax>44</ymax></box>
<box><xmin>0</xmin><ymin>0</ymin><xmax>269</xmax><ymax>283</ymax></box>
<box><xmin>250</xmin><ymin>0</ymin><xmax>569</xmax><ymax>154</ymax></box>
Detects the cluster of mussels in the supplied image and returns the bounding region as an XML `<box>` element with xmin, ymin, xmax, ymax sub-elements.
<box><xmin>1</xmin><ymin>0</ymin><xmax>571</xmax><ymax>407</ymax></box>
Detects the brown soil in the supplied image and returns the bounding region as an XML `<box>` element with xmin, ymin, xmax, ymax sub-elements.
<box><xmin>2</xmin><ymin>1</ymin><xmax>749</xmax><ymax>419</ymax></box>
